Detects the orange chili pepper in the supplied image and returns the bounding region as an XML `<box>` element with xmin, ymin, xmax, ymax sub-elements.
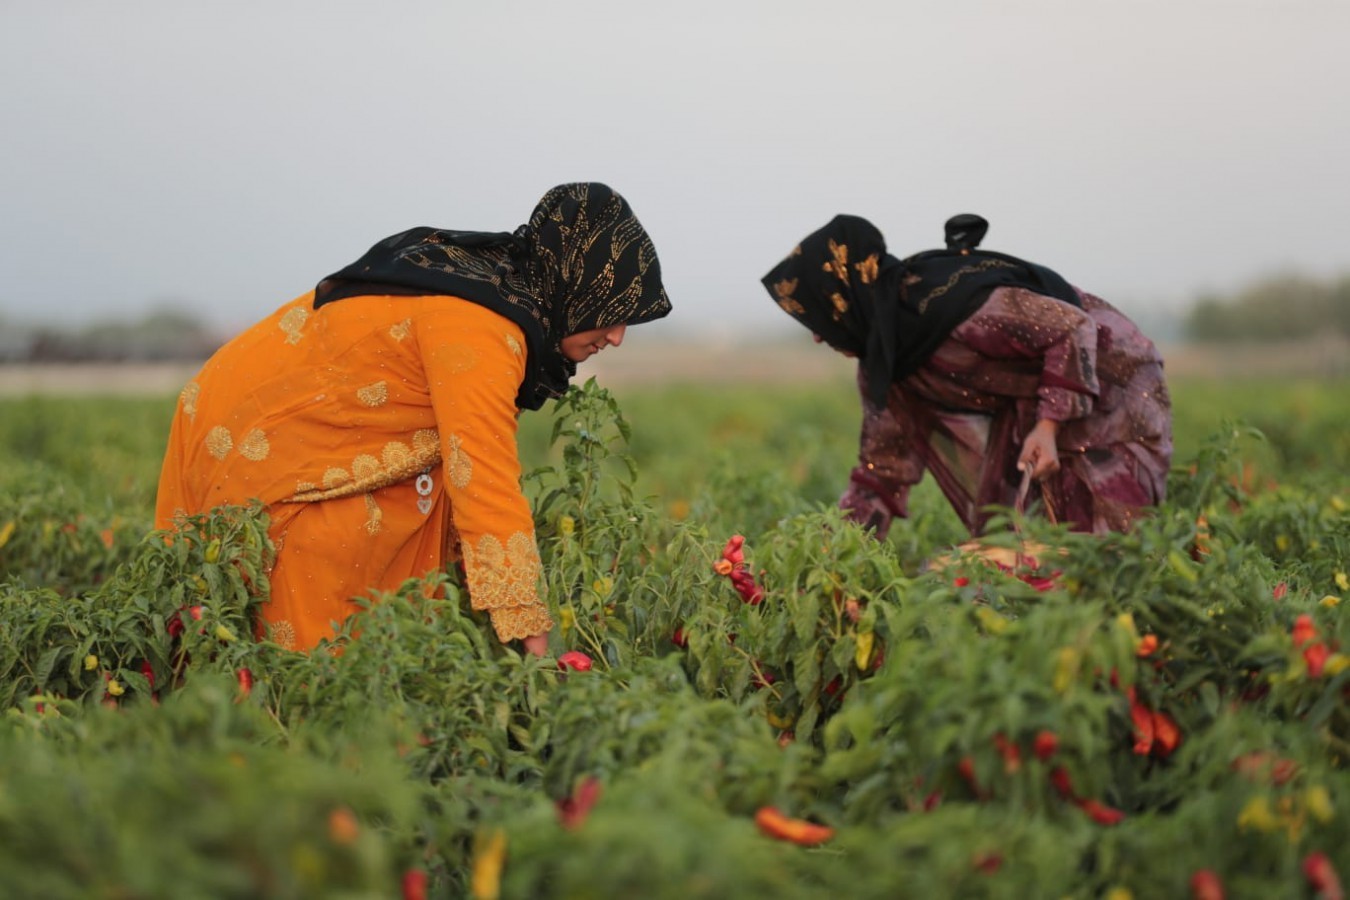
<box><xmin>753</xmin><ymin>806</ymin><xmax>835</xmax><ymax>846</ymax></box>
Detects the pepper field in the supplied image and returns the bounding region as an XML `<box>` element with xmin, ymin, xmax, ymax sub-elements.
<box><xmin>1</xmin><ymin>371</ymin><xmax>1348</xmax><ymax>899</ymax></box>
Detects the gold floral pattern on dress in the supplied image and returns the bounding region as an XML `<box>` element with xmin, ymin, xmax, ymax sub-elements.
<box><xmin>830</xmin><ymin>292</ymin><xmax>849</xmax><ymax>321</ymax></box>
<box><xmin>268</xmin><ymin>619</ymin><xmax>297</xmax><ymax>650</ymax></box>
<box><xmin>413</xmin><ymin>429</ymin><xmax>439</xmax><ymax>457</ymax></box>
<box><xmin>205</xmin><ymin>426</ymin><xmax>233</xmax><ymax>460</ymax></box>
<box><xmin>352</xmin><ymin>454</ymin><xmax>382</xmax><ymax>481</ymax></box>
<box><xmin>279</xmin><ymin>307</ymin><xmax>309</xmax><ymax>345</ymax></box>
<box><xmin>180</xmin><ymin>381</ymin><xmax>201</xmax><ymax>418</ymax></box>
<box><xmin>389</xmin><ymin>318</ymin><xmax>412</xmax><ymax>341</ymax></box>
<box><xmin>239</xmin><ymin>429</ymin><xmax>270</xmax><ymax>461</ymax></box>
<box><xmin>356</xmin><ymin>381</ymin><xmax>388</xmax><ymax>407</ymax></box>
<box><xmin>855</xmin><ymin>253</ymin><xmax>880</xmax><ymax>284</ymax></box>
<box><xmin>773</xmin><ymin>278</ymin><xmax>806</xmax><ymax>316</ymax></box>
<box><xmin>289</xmin><ymin>430</ymin><xmax>442</xmax><ymax>503</ymax></box>
<box><xmin>505</xmin><ymin>334</ymin><xmax>523</xmax><ymax>357</ymax></box>
<box><xmin>461</xmin><ymin>530</ymin><xmax>552</xmax><ymax>642</ymax></box>
<box><xmin>447</xmin><ymin>434</ymin><xmax>473</xmax><ymax>489</ymax></box>
<box><xmin>382</xmin><ymin>441</ymin><xmax>412</xmax><ymax>470</ymax></box>
<box><xmin>363</xmin><ymin>493</ymin><xmax>382</xmax><ymax>535</ymax></box>
<box><xmin>823</xmin><ymin>239</ymin><xmax>849</xmax><ymax>282</ymax></box>
<box><xmin>440</xmin><ymin>343</ymin><xmax>481</xmax><ymax>375</ymax></box>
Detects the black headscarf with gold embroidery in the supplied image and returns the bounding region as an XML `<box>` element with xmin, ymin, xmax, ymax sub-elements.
<box><xmin>314</xmin><ymin>183</ymin><xmax>672</xmax><ymax>410</ymax></box>
<box><xmin>762</xmin><ymin>214</ymin><xmax>1079</xmax><ymax>406</ymax></box>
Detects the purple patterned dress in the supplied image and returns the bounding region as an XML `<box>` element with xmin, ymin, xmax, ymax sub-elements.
<box><xmin>841</xmin><ymin>286</ymin><xmax>1172</xmax><ymax>536</ymax></box>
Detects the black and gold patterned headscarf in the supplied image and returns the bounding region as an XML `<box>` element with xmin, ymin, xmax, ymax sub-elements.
<box><xmin>762</xmin><ymin>214</ymin><xmax>1079</xmax><ymax>406</ymax></box>
<box><xmin>314</xmin><ymin>183</ymin><xmax>672</xmax><ymax>410</ymax></box>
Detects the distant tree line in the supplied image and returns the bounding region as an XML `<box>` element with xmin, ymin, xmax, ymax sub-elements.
<box><xmin>1184</xmin><ymin>273</ymin><xmax>1350</xmax><ymax>342</ymax></box>
<box><xmin>0</xmin><ymin>310</ymin><xmax>224</xmax><ymax>364</ymax></box>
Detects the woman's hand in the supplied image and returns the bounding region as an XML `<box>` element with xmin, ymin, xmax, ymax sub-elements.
<box><xmin>521</xmin><ymin>632</ymin><xmax>549</xmax><ymax>657</ymax></box>
<box><xmin>1018</xmin><ymin>419</ymin><xmax>1061</xmax><ymax>481</ymax></box>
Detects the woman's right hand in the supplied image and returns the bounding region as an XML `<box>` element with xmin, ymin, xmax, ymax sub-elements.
<box><xmin>839</xmin><ymin>483</ymin><xmax>895</xmax><ymax>540</ymax></box>
<box><xmin>521</xmin><ymin>632</ymin><xmax>549</xmax><ymax>657</ymax></box>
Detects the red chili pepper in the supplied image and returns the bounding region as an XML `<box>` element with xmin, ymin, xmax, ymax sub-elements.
<box><xmin>1128</xmin><ymin>687</ymin><xmax>1155</xmax><ymax>755</ymax></box>
<box><xmin>556</xmin><ymin>776</ymin><xmax>602</xmax><ymax>830</ymax></box>
<box><xmin>753</xmin><ymin>806</ymin><xmax>834</xmax><ymax>846</ymax></box>
<box><xmin>1049</xmin><ymin>766</ymin><xmax>1075</xmax><ymax>799</ymax></box>
<box><xmin>1136</xmin><ymin>634</ymin><xmax>1159</xmax><ymax>657</ymax></box>
<box><xmin>1190</xmin><ymin>869</ymin><xmax>1225</xmax><ymax>900</ymax></box>
<box><xmin>1077</xmin><ymin>798</ymin><xmax>1125</xmax><ymax>826</ymax></box>
<box><xmin>1151</xmin><ymin>710</ymin><xmax>1181</xmax><ymax>758</ymax></box>
<box><xmin>992</xmin><ymin>733</ymin><xmax>1022</xmax><ymax>774</ymax></box>
<box><xmin>1273</xmin><ymin>581</ymin><xmax>1288</xmax><ymax>601</ymax></box>
<box><xmin>1303</xmin><ymin>852</ymin><xmax>1343</xmax><ymax>900</ymax></box>
<box><xmin>236</xmin><ymin>668</ymin><xmax>253</xmax><ymax>699</ymax></box>
<box><xmin>1033</xmin><ymin>730</ymin><xmax>1059</xmax><ymax>761</ymax></box>
<box><xmin>558</xmin><ymin>651</ymin><xmax>593</xmax><ymax>672</ymax></box>
<box><xmin>1292</xmin><ymin>613</ymin><xmax>1318</xmax><ymax>648</ymax></box>
<box><xmin>972</xmin><ymin>851</ymin><xmax>1003</xmax><ymax>874</ymax></box>
<box><xmin>671</xmin><ymin>628</ymin><xmax>688</xmax><ymax>648</ymax></box>
<box><xmin>401</xmin><ymin>868</ymin><xmax>428</xmax><ymax>900</ymax></box>
<box><xmin>1305</xmin><ymin>642</ymin><xmax>1331</xmax><ymax>678</ymax></box>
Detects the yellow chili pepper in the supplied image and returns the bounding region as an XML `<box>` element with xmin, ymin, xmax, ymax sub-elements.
<box><xmin>855</xmin><ymin>631</ymin><xmax>875</xmax><ymax>671</ymax></box>
<box><xmin>0</xmin><ymin>520</ymin><xmax>15</xmax><ymax>549</ymax></box>
<box><xmin>1305</xmin><ymin>785</ymin><xmax>1334</xmax><ymax>823</ymax></box>
<box><xmin>1053</xmin><ymin>647</ymin><xmax>1080</xmax><ymax>694</ymax></box>
<box><xmin>84</xmin><ymin>654</ymin><xmax>99</xmax><ymax>671</ymax></box>
<box><xmin>471</xmin><ymin>828</ymin><xmax>507</xmax><ymax>900</ymax></box>
<box><xmin>106</xmin><ymin>679</ymin><xmax>125</xmax><ymax>697</ymax></box>
<box><xmin>1237</xmin><ymin>795</ymin><xmax>1279</xmax><ymax>833</ymax></box>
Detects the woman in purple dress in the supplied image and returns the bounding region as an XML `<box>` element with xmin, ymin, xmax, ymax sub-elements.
<box><xmin>762</xmin><ymin>214</ymin><xmax>1172</xmax><ymax>537</ymax></box>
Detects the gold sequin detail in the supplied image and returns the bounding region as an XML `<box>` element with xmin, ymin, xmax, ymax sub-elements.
<box><xmin>239</xmin><ymin>429</ymin><xmax>270</xmax><ymax>461</ymax></box>
<box><xmin>180</xmin><ymin>381</ymin><xmax>201</xmax><ymax>418</ymax></box>
<box><xmin>447</xmin><ymin>433</ymin><xmax>473</xmax><ymax>489</ymax></box>
<box><xmin>773</xmin><ymin>278</ymin><xmax>806</xmax><ymax>316</ymax></box>
<box><xmin>295</xmin><ymin>480</ymin><xmax>317</xmax><ymax>493</ymax></box>
<box><xmin>363</xmin><ymin>493</ymin><xmax>382</xmax><ymax>535</ymax></box>
<box><xmin>830</xmin><ymin>292</ymin><xmax>849</xmax><ymax>321</ymax></box>
<box><xmin>352</xmin><ymin>454</ymin><xmax>382</xmax><ymax>481</ymax></box>
<box><xmin>389</xmin><ymin>318</ymin><xmax>412</xmax><ymax>341</ymax></box>
<box><xmin>205</xmin><ymin>427</ymin><xmax>233</xmax><ymax>460</ymax></box>
<box><xmin>855</xmin><ymin>253</ymin><xmax>879</xmax><ymax>284</ymax></box>
<box><xmin>269</xmin><ymin>619</ymin><xmax>297</xmax><ymax>650</ymax></box>
<box><xmin>322</xmin><ymin>467</ymin><xmax>350</xmax><ymax>489</ymax></box>
<box><xmin>505</xmin><ymin>334</ymin><xmax>523</xmax><ymax>357</ymax></box>
<box><xmin>279</xmin><ymin>307</ymin><xmax>309</xmax><ymax>345</ymax></box>
<box><xmin>356</xmin><ymin>381</ymin><xmax>388</xmax><ymax>407</ymax></box>
<box><xmin>824</xmin><ymin>239</ymin><xmax>849</xmax><ymax>282</ymax></box>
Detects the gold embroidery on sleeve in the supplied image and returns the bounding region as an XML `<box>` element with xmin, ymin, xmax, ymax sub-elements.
<box><xmin>356</xmin><ymin>381</ymin><xmax>389</xmax><ymax>407</ymax></box>
<box><xmin>239</xmin><ymin>429</ymin><xmax>270</xmax><ymax>461</ymax></box>
<box><xmin>180</xmin><ymin>382</ymin><xmax>201</xmax><ymax>418</ymax></box>
<box><xmin>462</xmin><ymin>531</ymin><xmax>550</xmax><ymax>643</ymax></box>
<box><xmin>205</xmin><ymin>427</ymin><xmax>233</xmax><ymax>460</ymax></box>
<box><xmin>279</xmin><ymin>307</ymin><xmax>310</xmax><ymax>345</ymax></box>
<box><xmin>447</xmin><ymin>434</ymin><xmax>473</xmax><ymax>489</ymax></box>
<box><xmin>490</xmin><ymin>603</ymin><xmax>555</xmax><ymax>643</ymax></box>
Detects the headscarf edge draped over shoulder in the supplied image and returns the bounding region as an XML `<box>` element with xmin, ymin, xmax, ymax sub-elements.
<box><xmin>313</xmin><ymin>182</ymin><xmax>672</xmax><ymax>410</ymax></box>
<box><xmin>761</xmin><ymin>214</ymin><xmax>1081</xmax><ymax>407</ymax></box>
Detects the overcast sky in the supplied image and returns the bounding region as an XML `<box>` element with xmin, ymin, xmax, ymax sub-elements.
<box><xmin>3</xmin><ymin>0</ymin><xmax>1348</xmax><ymax>341</ymax></box>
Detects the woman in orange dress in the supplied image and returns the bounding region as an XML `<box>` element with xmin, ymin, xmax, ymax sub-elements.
<box><xmin>155</xmin><ymin>183</ymin><xmax>671</xmax><ymax>654</ymax></box>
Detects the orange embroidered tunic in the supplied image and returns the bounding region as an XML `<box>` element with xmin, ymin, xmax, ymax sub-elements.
<box><xmin>155</xmin><ymin>292</ymin><xmax>554</xmax><ymax>651</ymax></box>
